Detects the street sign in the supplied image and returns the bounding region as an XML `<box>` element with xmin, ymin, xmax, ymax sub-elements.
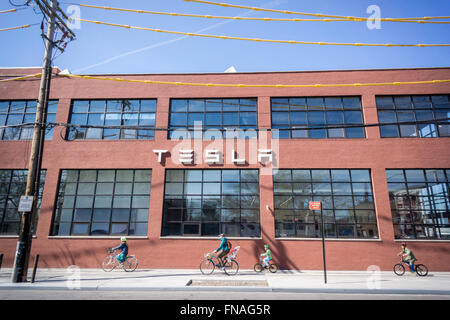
<box><xmin>18</xmin><ymin>196</ymin><xmax>34</xmax><ymax>212</ymax></box>
<box><xmin>309</xmin><ymin>201</ymin><xmax>322</xmax><ymax>210</ymax></box>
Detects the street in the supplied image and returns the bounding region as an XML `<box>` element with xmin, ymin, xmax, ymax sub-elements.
<box><xmin>0</xmin><ymin>288</ymin><xmax>449</xmax><ymax>300</ymax></box>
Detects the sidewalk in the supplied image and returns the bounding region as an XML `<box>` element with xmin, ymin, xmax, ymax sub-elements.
<box><xmin>1</xmin><ymin>268</ymin><xmax>450</xmax><ymax>296</ymax></box>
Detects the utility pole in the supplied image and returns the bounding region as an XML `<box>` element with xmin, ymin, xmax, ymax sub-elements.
<box><xmin>11</xmin><ymin>0</ymin><xmax>74</xmax><ymax>283</ymax></box>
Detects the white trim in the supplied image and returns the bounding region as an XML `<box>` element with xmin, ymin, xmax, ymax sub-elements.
<box><xmin>394</xmin><ymin>239</ymin><xmax>450</xmax><ymax>243</ymax></box>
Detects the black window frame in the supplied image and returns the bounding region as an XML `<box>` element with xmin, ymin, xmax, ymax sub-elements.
<box><xmin>168</xmin><ymin>98</ymin><xmax>258</xmax><ymax>139</ymax></box>
<box><xmin>376</xmin><ymin>94</ymin><xmax>450</xmax><ymax>138</ymax></box>
<box><xmin>387</xmin><ymin>169</ymin><xmax>450</xmax><ymax>240</ymax></box>
<box><xmin>66</xmin><ymin>99</ymin><xmax>157</xmax><ymax>141</ymax></box>
<box><xmin>162</xmin><ymin>169</ymin><xmax>260</xmax><ymax>237</ymax></box>
<box><xmin>273</xmin><ymin>169</ymin><xmax>378</xmax><ymax>239</ymax></box>
<box><xmin>270</xmin><ymin>96</ymin><xmax>365</xmax><ymax>139</ymax></box>
<box><xmin>0</xmin><ymin>100</ymin><xmax>58</xmax><ymax>141</ymax></box>
<box><xmin>51</xmin><ymin>169</ymin><xmax>152</xmax><ymax>236</ymax></box>
<box><xmin>0</xmin><ymin>169</ymin><xmax>46</xmax><ymax>235</ymax></box>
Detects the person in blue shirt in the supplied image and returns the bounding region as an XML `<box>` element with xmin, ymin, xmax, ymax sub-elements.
<box><xmin>214</xmin><ymin>233</ymin><xmax>230</xmax><ymax>268</ymax></box>
<box><xmin>112</xmin><ymin>237</ymin><xmax>128</xmax><ymax>264</ymax></box>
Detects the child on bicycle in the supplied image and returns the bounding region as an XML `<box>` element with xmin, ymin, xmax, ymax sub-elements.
<box><xmin>260</xmin><ymin>244</ymin><xmax>272</xmax><ymax>268</ymax></box>
<box><xmin>398</xmin><ymin>242</ymin><xmax>416</xmax><ymax>272</ymax></box>
<box><xmin>214</xmin><ymin>233</ymin><xmax>230</xmax><ymax>269</ymax></box>
<box><xmin>112</xmin><ymin>237</ymin><xmax>128</xmax><ymax>264</ymax></box>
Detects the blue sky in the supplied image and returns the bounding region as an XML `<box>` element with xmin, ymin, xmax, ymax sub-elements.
<box><xmin>1</xmin><ymin>0</ymin><xmax>449</xmax><ymax>74</ymax></box>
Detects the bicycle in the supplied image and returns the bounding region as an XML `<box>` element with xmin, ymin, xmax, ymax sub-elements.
<box><xmin>393</xmin><ymin>256</ymin><xmax>428</xmax><ymax>276</ymax></box>
<box><xmin>254</xmin><ymin>256</ymin><xmax>278</xmax><ymax>273</ymax></box>
<box><xmin>200</xmin><ymin>246</ymin><xmax>240</xmax><ymax>276</ymax></box>
<box><xmin>101</xmin><ymin>248</ymin><xmax>138</xmax><ymax>272</ymax></box>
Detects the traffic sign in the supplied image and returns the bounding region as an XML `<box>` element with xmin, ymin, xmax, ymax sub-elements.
<box><xmin>18</xmin><ymin>196</ymin><xmax>34</xmax><ymax>212</ymax></box>
<box><xmin>309</xmin><ymin>201</ymin><xmax>322</xmax><ymax>210</ymax></box>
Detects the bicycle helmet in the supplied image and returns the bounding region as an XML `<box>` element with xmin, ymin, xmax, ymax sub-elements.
<box><xmin>264</xmin><ymin>244</ymin><xmax>270</xmax><ymax>248</ymax></box>
<box><xmin>121</xmin><ymin>236</ymin><xmax>127</xmax><ymax>242</ymax></box>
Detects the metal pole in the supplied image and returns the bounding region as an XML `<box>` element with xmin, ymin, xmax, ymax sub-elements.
<box><xmin>320</xmin><ymin>207</ymin><xmax>327</xmax><ymax>284</ymax></box>
<box><xmin>11</xmin><ymin>0</ymin><xmax>57</xmax><ymax>283</ymax></box>
<box><xmin>30</xmin><ymin>254</ymin><xmax>40</xmax><ymax>283</ymax></box>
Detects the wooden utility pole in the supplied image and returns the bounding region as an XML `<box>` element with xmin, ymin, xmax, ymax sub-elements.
<box><xmin>11</xmin><ymin>0</ymin><xmax>74</xmax><ymax>283</ymax></box>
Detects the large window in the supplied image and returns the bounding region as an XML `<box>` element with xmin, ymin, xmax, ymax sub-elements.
<box><xmin>0</xmin><ymin>170</ymin><xmax>46</xmax><ymax>235</ymax></box>
<box><xmin>0</xmin><ymin>100</ymin><xmax>58</xmax><ymax>140</ymax></box>
<box><xmin>387</xmin><ymin>169</ymin><xmax>450</xmax><ymax>239</ymax></box>
<box><xmin>162</xmin><ymin>169</ymin><xmax>260</xmax><ymax>237</ymax></box>
<box><xmin>271</xmin><ymin>97</ymin><xmax>365</xmax><ymax>139</ymax></box>
<box><xmin>51</xmin><ymin>169</ymin><xmax>151</xmax><ymax>236</ymax></box>
<box><xmin>168</xmin><ymin>98</ymin><xmax>257</xmax><ymax>139</ymax></box>
<box><xmin>274</xmin><ymin>169</ymin><xmax>378</xmax><ymax>239</ymax></box>
<box><xmin>67</xmin><ymin>99</ymin><xmax>156</xmax><ymax>140</ymax></box>
<box><xmin>376</xmin><ymin>95</ymin><xmax>450</xmax><ymax>138</ymax></box>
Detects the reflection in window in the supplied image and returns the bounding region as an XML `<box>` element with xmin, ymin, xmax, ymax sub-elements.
<box><xmin>162</xmin><ymin>169</ymin><xmax>260</xmax><ymax>237</ymax></box>
<box><xmin>387</xmin><ymin>169</ymin><xmax>450</xmax><ymax>239</ymax></box>
<box><xmin>67</xmin><ymin>99</ymin><xmax>156</xmax><ymax>140</ymax></box>
<box><xmin>168</xmin><ymin>98</ymin><xmax>257</xmax><ymax>139</ymax></box>
<box><xmin>0</xmin><ymin>170</ymin><xmax>46</xmax><ymax>235</ymax></box>
<box><xmin>0</xmin><ymin>100</ymin><xmax>58</xmax><ymax>140</ymax></box>
<box><xmin>271</xmin><ymin>97</ymin><xmax>365</xmax><ymax>139</ymax></box>
<box><xmin>273</xmin><ymin>169</ymin><xmax>378</xmax><ymax>239</ymax></box>
<box><xmin>376</xmin><ymin>95</ymin><xmax>450</xmax><ymax>138</ymax></box>
<box><xmin>51</xmin><ymin>169</ymin><xmax>151</xmax><ymax>236</ymax></box>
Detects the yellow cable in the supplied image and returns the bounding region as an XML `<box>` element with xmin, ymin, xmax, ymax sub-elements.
<box><xmin>75</xmin><ymin>18</ymin><xmax>450</xmax><ymax>47</ymax></box>
<box><xmin>0</xmin><ymin>9</ymin><xmax>17</xmax><ymax>14</ymax></box>
<box><xmin>78</xmin><ymin>4</ymin><xmax>450</xmax><ymax>24</ymax></box>
<box><xmin>0</xmin><ymin>73</ymin><xmax>42</xmax><ymax>82</ymax></box>
<box><xmin>184</xmin><ymin>0</ymin><xmax>450</xmax><ymax>22</ymax></box>
<box><xmin>57</xmin><ymin>73</ymin><xmax>450</xmax><ymax>89</ymax></box>
<box><xmin>0</xmin><ymin>24</ymin><xmax>31</xmax><ymax>32</ymax></box>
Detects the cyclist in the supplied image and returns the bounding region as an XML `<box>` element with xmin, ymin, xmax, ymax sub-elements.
<box><xmin>260</xmin><ymin>244</ymin><xmax>272</xmax><ymax>268</ymax></box>
<box><xmin>112</xmin><ymin>237</ymin><xmax>128</xmax><ymax>265</ymax></box>
<box><xmin>398</xmin><ymin>242</ymin><xmax>416</xmax><ymax>272</ymax></box>
<box><xmin>214</xmin><ymin>233</ymin><xmax>230</xmax><ymax>269</ymax></box>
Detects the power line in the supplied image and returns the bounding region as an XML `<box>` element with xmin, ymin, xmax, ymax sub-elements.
<box><xmin>1</xmin><ymin>118</ymin><xmax>449</xmax><ymax>132</ymax></box>
<box><xmin>74</xmin><ymin>18</ymin><xmax>450</xmax><ymax>47</ymax></box>
<box><xmin>184</xmin><ymin>0</ymin><xmax>450</xmax><ymax>22</ymax></box>
<box><xmin>75</xmin><ymin>4</ymin><xmax>450</xmax><ymax>24</ymax></box>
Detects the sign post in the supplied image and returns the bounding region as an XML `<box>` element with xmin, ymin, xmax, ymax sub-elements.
<box><xmin>310</xmin><ymin>201</ymin><xmax>327</xmax><ymax>284</ymax></box>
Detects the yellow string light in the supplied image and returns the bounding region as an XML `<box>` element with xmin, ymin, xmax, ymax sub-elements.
<box><xmin>2</xmin><ymin>72</ymin><xmax>449</xmax><ymax>89</ymax></box>
<box><xmin>0</xmin><ymin>24</ymin><xmax>31</xmax><ymax>32</ymax></box>
<box><xmin>184</xmin><ymin>0</ymin><xmax>450</xmax><ymax>22</ymax></box>
<box><xmin>0</xmin><ymin>9</ymin><xmax>17</xmax><ymax>14</ymax></box>
<box><xmin>56</xmin><ymin>73</ymin><xmax>450</xmax><ymax>89</ymax></box>
<box><xmin>75</xmin><ymin>18</ymin><xmax>450</xmax><ymax>47</ymax></box>
<box><xmin>78</xmin><ymin>4</ymin><xmax>450</xmax><ymax>24</ymax></box>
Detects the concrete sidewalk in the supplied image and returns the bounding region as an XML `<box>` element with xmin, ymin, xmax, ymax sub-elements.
<box><xmin>1</xmin><ymin>268</ymin><xmax>450</xmax><ymax>296</ymax></box>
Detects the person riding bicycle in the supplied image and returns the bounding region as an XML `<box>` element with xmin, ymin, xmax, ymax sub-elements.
<box><xmin>214</xmin><ymin>233</ymin><xmax>230</xmax><ymax>269</ymax></box>
<box><xmin>112</xmin><ymin>237</ymin><xmax>128</xmax><ymax>264</ymax></box>
<box><xmin>260</xmin><ymin>244</ymin><xmax>272</xmax><ymax>268</ymax></box>
<box><xmin>398</xmin><ymin>242</ymin><xmax>416</xmax><ymax>272</ymax></box>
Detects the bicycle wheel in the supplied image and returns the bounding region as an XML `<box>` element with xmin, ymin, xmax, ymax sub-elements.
<box><xmin>254</xmin><ymin>263</ymin><xmax>263</xmax><ymax>273</ymax></box>
<box><xmin>393</xmin><ymin>263</ymin><xmax>405</xmax><ymax>276</ymax></box>
<box><xmin>102</xmin><ymin>255</ymin><xmax>116</xmax><ymax>272</ymax></box>
<box><xmin>123</xmin><ymin>256</ymin><xmax>138</xmax><ymax>272</ymax></box>
<box><xmin>224</xmin><ymin>259</ymin><xmax>239</xmax><ymax>276</ymax></box>
<box><xmin>415</xmin><ymin>264</ymin><xmax>428</xmax><ymax>277</ymax></box>
<box><xmin>200</xmin><ymin>259</ymin><xmax>215</xmax><ymax>275</ymax></box>
<box><xmin>269</xmin><ymin>263</ymin><xmax>278</xmax><ymax>273</ymax></box>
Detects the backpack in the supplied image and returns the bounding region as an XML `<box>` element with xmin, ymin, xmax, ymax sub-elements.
<box><xmin>227</xmin><ymin>240</ymin><xmax>232</xmax><ymax>250</ymax></box>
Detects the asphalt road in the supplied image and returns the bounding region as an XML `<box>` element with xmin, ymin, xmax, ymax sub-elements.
<box><xmin>0</xmin><ymin>288</ymin><xmax>449</xmax><ymax>300</ymax></box>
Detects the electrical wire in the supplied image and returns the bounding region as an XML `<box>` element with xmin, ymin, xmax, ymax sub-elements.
<box><xmin>73</xmin><ymin>18</ymin><xmax>450</xmax><ymax>47</ymax></box>
<box><xmin>184</xmin><ymin>0</ymin><xmax>450</xmax><ymax>22</ymax></box>
<box><xmin>74</xmin><ymin>4</ymin><xmax>450</xmax><ymax>24</ymax></box>
<box><xmin>1</xmin><ymin>118</ymin><xmax>449</xmax><ymax>132</ymax></box>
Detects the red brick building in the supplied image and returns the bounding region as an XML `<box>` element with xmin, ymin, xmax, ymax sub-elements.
<box><xmin>0</xmin><ymin>67</ymin><xmax>449</xmax><ymax>271</ymax></box>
